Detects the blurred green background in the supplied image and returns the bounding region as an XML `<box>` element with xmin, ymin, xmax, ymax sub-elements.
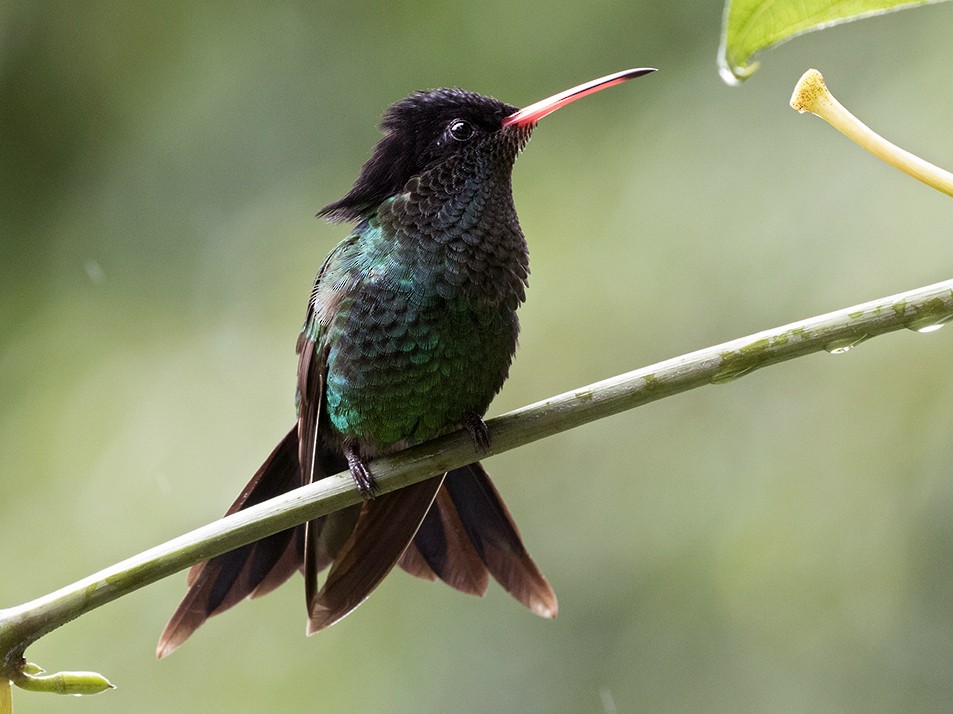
<box><xmin>3</xmin><ymin>1</ymin><xmax>953</xmax><ymax>711</ymax></box>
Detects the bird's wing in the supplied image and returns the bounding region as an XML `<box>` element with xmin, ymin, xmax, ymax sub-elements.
<box><xmin>296</xmin><ymin>231</ymin><xmax>366</xmax><ymax>613</ymax></box>
<box><xmin>295</xmin><ymin>232</ymin><xmax>360</xmax><ymax>488</ymax></box>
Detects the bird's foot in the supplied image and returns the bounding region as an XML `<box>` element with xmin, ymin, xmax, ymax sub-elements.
<box><xmin>345</xmin><ymin>445</ymin><xmax>378</xmax><ymax>500</ymax></box>
<box><xmin>463</xmin><ymin>413</ymin><xmax>491</xmax><ymax>454</ymax></box>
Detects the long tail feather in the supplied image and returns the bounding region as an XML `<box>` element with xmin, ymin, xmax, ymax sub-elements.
<box><xmin>399</xmin><ymin>487</ymin><xmax>489</xmax><ymax>596</ymax></box>
<box><xmin>306</xmin><ymin>475</ymin><xmax>444</xmax><ymax>633</ymax></box>
<box><xmin>157</xmin><ymin>426</ymin><xmax>303</xmax><ymax>658</ymax></box>
<box><xmin>397</xmin><ymin>541</ymin><xmax>438</xmax><ymax>581</ymax></box>
<box><xmin>160</xmin><ymin>439</ymin><xmax>556</xmax><ymax>656</ymax></box>
<box><xmin>442</xmin><ymin>463</ymin><xmax>558</xmax><ymax>618</ymax></box>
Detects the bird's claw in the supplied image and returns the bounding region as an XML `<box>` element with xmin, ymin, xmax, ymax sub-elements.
<box><xmin>346</xmin><ymin>446</ymin><xmax>378</xmax><ymax>500</ymax></box>
<box><xmin>464</xmin><ymin>414</ymin><xmax>491</xmax><ymax>453</ymax></box>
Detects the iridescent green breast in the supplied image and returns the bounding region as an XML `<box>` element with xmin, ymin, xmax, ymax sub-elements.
<box><xmin>322</xmin><ymin>285</ymin><xmax>519</xmax><ymax>449</ymax></box>
<box><xmin>303</xmin><ymin>213</ymin><xmax>525</xmax><ymax>452</ymax></box>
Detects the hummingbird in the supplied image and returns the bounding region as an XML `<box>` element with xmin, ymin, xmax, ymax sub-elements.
<box><xmin>157</xmin><ymin>67</ymin><xmax>656</xmax><ymax>658</ymax></box>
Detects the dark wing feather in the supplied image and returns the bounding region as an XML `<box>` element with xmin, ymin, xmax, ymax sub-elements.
<box><xmin>443</xmin><ymin>462</ymin><xmax>557</xmax><ymax>618</ymax></box>
<box><xmin>295</xmin><ymin>237</ymin><xmax>356</xmax><ymax>615</ymax></box>
<box><xmin>296</xmin><ymin>233</ymin><xmax>355</xmax><ymax>491</ymax></box>
<box><xmin>307</xmin><ymin>475</ymin><xmax>445</xmax><ymax>633</ymax></box>
<box><xmin>157</xmin><ymin>425</ymin><xmax>303</xmax><ymax>658</ymax></box>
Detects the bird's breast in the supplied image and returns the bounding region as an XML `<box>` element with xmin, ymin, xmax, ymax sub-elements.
<box><xmin>322</xmin><ymin>279</ymin><xmax>520</xmax><ymax>451</ymax></box>
<box><xmin>314</xmin><ymin>166</ymin><xmax>530</xmax><ymax>453</ymax></box>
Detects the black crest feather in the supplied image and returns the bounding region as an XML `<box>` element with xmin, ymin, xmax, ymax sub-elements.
<box><xmin>318</xmin><ymin>88</ymin><xmax>515</xmax><ymax>223</ymax></box>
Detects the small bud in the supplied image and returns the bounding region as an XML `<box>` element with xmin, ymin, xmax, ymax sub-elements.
<box><xmin>12</xmin><ymin>663</ymin><xmax>115</xmax><ymax>696</ymax></box>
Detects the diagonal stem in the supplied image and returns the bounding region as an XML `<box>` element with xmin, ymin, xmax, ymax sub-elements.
<box><xmin>1</xmin><ymin>277</ymin><xmax>951</xmax><ymax>680</ymax></box>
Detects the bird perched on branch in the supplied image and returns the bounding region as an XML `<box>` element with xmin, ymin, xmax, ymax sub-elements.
<box><xmin>157</xmin><ymin>67</ymin><xmax>656</xmax><ymax>658</ymax></box>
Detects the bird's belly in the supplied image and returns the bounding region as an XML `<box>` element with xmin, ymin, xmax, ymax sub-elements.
<box><xmin>323</xmin><ymin>298</ymin><xmax>518</xmax><ymax>450</ymax></box>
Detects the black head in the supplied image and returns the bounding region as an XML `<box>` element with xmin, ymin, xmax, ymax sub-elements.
<box><xmin>318</xmin><ymin>89</ymin><xmax>519</xmax><ymax>222</ymax></box>
<box><xmin>318</xmin><ymin>68</ymin><xmax>657</xmax><ymax>223</ymax></box>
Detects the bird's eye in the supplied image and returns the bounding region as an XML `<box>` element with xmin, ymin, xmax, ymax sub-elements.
<box><xmin>448</xmin><ymin>120</ymin><xmax>474</xmax><ymax>142</ymax></box>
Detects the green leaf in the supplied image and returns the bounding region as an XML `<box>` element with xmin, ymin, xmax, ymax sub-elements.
<box><xmin>719</xmin><ymin>0</ymin><xmax>951</xmax><ymax>84</ymax></box>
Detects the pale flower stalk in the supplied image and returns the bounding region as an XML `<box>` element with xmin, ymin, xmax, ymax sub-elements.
<box><xmin>790</xmin><ymin>68</ymin><xmax>953</xmax><ymax>198</ymax></box>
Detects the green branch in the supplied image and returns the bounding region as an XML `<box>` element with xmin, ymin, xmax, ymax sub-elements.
<box><xmin>1</xmin><ymin>277</ymin><xmax>951</xmax><ymax>697</ymax></box>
